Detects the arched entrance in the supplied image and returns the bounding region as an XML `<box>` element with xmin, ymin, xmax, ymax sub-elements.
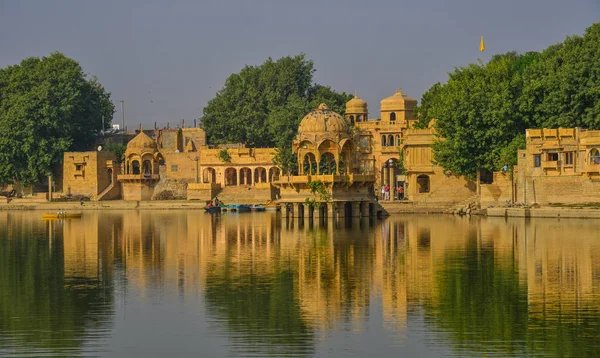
<box><xmin>203</xmin><ymin>167</ymin><xmax>216</xmax><ymax>183</ymax></box>
<box><xmin>417</xmin><ymin>175</ymin><xmax>430</xmax><ymax>193</ymax></box>
<box><xmin>225</xmin><ymin>168</ymin><xmax>237</xmax><ymax>186</ymax></box>
<box><xmin>131</xmin><ymin>160</ymin><xmax>140</xmax><ymax>175</ymax></box>
<box><xmin>269</xmin><ymin>167</ymin><xmax>280</xmax><ymax>182</ymax></box>
<box><xmin>240</xmin><ymin>167</ymin><xmax>252</xmax><ymax>185</ymax></box>
<box><xmin>254</xmin><ymin>167</ymin><xmax>267</xmax><ymax>183</ymax></box>
<box><xmin>302</xmin><ymin>153</ymin><xmax>317</xmax><ymax>175</ymax></box>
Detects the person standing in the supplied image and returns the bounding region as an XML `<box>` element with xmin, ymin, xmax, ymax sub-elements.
<box><xmin>385</xmin><ymin>185</ymin><xmax>390</xmax><ymax>200</ymax></box>
<box><xmin>381</xmin><ymin>185</ymin><xmax>385</xmax><ymax>201</ymax></box>
<box><xmin>397</xmin><ymin>185</ymin><xmax>404</xmax><ymax>200</ymax></box>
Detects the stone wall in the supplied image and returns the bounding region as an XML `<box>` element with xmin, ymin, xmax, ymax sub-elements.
<box><xmin>407</xmin><ymin>167</ymin><xmax>476</xmax><ymax>204</ymax></box>
<box><xmin>480</xmin><ymin>172</ymin><xmax>513</xmax><ymax>207</ymax></box>
<box><xmin>151</xmin><ymin>179</ymin><xmax>188</xmax><ymax>200</ymax></box>
<box><xmin>523</xmin><ymin>175</ymin><xmax>600</xmax><ymax>205</ymax></box>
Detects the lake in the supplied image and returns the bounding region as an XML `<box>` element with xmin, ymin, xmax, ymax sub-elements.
<box><xmin>0</xmin><ymin>211</ymin><xmax>599</xmax><ymax>357</ymax></box>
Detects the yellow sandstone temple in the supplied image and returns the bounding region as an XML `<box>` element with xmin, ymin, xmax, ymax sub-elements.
<box><xmin>60</xmin><ymin>88</ymin><xmax>600</xmax><ymax>211</ymax></box>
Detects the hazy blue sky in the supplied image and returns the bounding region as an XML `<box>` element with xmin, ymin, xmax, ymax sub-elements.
<box><xmin>1</xmin><ymin>0</ymin><xmax>598</xmax><ymax>129</ymax></box>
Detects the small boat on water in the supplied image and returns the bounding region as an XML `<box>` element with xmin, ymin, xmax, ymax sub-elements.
<box><xmin>250</xmin><ymin>204</ymin><xmax>266</xmax><ymax>212</ymax></box>
<box><xmin>204</xmin><ymin>206</ymin><xmax>221</xmax><ymax>213</ymax></box>
<box><xmin>237</xmin><ymin>204</ymin><xmax>251</xmax><ymax>213</ymax></box>
<box><xmin>42</xmin><ymin>212</ymin><xmax>82</xmax><ymax>220</ymax></box>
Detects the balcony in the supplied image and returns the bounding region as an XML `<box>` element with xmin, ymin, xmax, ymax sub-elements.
<box><xmin>541</xmin><ymin>161</ymin><xmax>559</xmax><ymax>170</ymax></box>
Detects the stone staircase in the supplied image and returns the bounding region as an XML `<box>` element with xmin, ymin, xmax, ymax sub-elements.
<box><xmin>96</xmin><ymin>181</ymin><xmax>120</xmax><ymax>201</ymax></box>
<box><xmin>213</xmin><ymin>185</ymin><xmax>274</xmax><ymax>205</ymax></box>
<box><xmin>370</xmin><ymin>199</ymin><xmax>390</xmax><ymax>217</ymax></box>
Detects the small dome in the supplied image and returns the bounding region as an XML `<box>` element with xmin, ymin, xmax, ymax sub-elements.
<box><xmin>298</xmin><ymin>103</ymin><xmax>349</xmax><ymax>135</ymax></box>
<box><xmin>127</xmin><ymin>131</ymin><xmax>157</xmax><ymax>152</ymax></box>
<box><xmin>380</xmin><ymin>89</ymin><xmax>417</xmax><ymax>112</ymax></box>
<box><xmin>346</xmin><ymin>95</ymin><xmax>368</xmax><ymax>113</ymax></box>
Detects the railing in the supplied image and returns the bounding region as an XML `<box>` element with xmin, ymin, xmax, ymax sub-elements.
<box><xmin>117</xmin><ymin>174</ymin><xmax>160</xmax><ymax>181</ymax></box>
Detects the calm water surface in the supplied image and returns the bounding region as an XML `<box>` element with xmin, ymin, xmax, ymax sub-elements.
<box><xmin>1</xmin><ymin>211</ymin><xmax>599</xmax><ymax>357</ymax></box>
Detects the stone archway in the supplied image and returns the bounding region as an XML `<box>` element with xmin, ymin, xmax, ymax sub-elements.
<box><xmin>225</xmin><ymin>168</ymin><xmax>237</xmax><ymax>186</ymax></box>
<box><xmin>417</xmin><ymin>174</ymin><xmax>430</xmax><ymax>193</ymax></box>
<box><xmin>203</xmin><ymin>167</ymin><xmax>216</xmax><ymax>184</ymax></box>
<box><xmin>319</xmin><ymin>152</ymin><xmax>337</xmax><ymax>175</ymax></box>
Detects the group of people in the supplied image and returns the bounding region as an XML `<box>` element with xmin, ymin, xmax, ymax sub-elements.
<box><xmin>380</xmin><ymin>184</ymin><xmax>404</xmax><ymax>201</ymax></box>
<box><xmin>206</xmin><ymin>197</ymin><xmax>221</xmax><ymax>208</ymax></box>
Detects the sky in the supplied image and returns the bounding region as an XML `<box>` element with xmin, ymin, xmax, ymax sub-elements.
<box><xmin>0</xmin><ymin>0</ymin><xmax>598</xmax><ymax>129</ymax></box>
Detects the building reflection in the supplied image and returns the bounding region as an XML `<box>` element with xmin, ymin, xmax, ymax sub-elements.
<box><xmin>10</xmin><ymin>210</ymin><xmax>599</xmax><ymax>356</ymax></box>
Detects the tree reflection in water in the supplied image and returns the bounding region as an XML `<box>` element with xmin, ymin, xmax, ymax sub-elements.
<box><xmin>1</xmin><ymin>212</ymin><xmax>600</xmax><ymax>357</ymax></box>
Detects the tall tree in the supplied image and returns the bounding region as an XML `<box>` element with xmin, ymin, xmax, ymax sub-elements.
<box><xmin>429</xmin><ymin>52</ymin><xmax>533</xmax><ymax>177</ymax></box>
<box><xmin>519</xmin><ymin>23</ymin><xmax>600</xmax><ymax>129</ymax></box>
<box><xmin>0</xmin><ymin>52</ymin><xmax>114</xmax><ymax>185</ymax></box>
<box><xmin>202</xmin><ymin>54</ymin><xmax>352</xmax><ymax>152</ymax></box>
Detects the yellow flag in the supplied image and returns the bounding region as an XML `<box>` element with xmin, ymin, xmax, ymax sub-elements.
<box><xmin>479</xmin><ymin>36</ymin><xmax>485</xmax><ymax>52</ymax></box>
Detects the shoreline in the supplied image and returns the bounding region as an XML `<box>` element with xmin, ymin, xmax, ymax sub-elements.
<box><xmin>3</xmin><ymin>200</ymin><xmax>600</xmax><ymax>219</ymax></box>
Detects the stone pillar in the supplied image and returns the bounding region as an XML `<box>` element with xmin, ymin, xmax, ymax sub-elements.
<box><xmin>384</xmin><ymin>166</ymin><xmax>389</xmax><ymax>187</ymax></box>
<box><xmin>247</xmin><ymin>170</ymin><xmax>252</xmax><ymax>186</ymax></box>
<box><xmin>337</xmin><ymin>202</ymin><xmax>346</xmax><ymax>219</ymax></box>
<box><xmin>389</xmin><ymin>166</ymin><xmax>395</xmax><ymax>200</ymax></box>
<box><xmin>361</xmin><ymin>202</ymin><xmax>370</xmax><ymax>218</ymax></box>
<box><xmin>238</xmin><ymin>170</ymin><xmax>243</xmax><ymax>186</ymax></box>
<box><xmin>351</xmin><ymin>202</ymin><xmax>360</xmax><ymax>217</ymax></box>
<box><xmin>313</xmin><ymin>205</ymin><xmax>321</xmax><ymax>220</ymax></box>
<box><xmin>326</xmin><ymin>203</ymin><xmax>335</xmax><ymax>218</ymax></box>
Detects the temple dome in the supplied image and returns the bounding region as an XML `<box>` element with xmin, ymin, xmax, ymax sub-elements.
<box><xmin>298</xmin><ymin>103</ymin><xmax>349</xmax><ymax>135</ymax></box>
<box><xmin>380</xmin><ymin>89</ymin><xmax>417</xmax><ymax>112</ymax></box>
<box><xmin>127</xmin><ymin>131</ymin><xmax>157</xmax><ymax>153</ymax></box>
<box><xmin>345</xmin><ymin>95</ymin><xmax>368</xmax><ymax>113</ymax></box>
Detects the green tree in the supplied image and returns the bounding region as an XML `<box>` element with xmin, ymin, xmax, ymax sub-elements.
<box><xmin>201</xmin><ymin>54</ymin><xmax>352</xmax><ymax>172</ymax></box>
<box><xmin>103</xmin><ymin>141</ymin><xmax>127</xmax><ymax>163</ymax></box>
<box><xmin>0</xmin><ymin>52</ymin><xmax>114</xmax><ymax>185</ymax></box>
<box><xmin>423</xmin><ymin>52</ymin><xmax>536</xmax><ymax>178</ymax></box>
<box><xmin>520</xmin><ymin>23</ymin><xmax>600</xmax><ymax>129</ymax></box>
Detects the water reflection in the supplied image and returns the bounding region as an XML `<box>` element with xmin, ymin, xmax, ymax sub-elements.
<box><xmin>0</xmin><ymin>211</ymin><xmax>599</xmax><ymax>357</ymax></box>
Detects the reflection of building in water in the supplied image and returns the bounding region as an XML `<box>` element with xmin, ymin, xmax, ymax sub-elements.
<box><xmin>44</xmin><ymin>211</ymin><xmax>600</xmax><ymax>348</ymax></box>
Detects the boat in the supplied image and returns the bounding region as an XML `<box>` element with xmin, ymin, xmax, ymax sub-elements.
<box><xmin>237</xmin><ymin>204</ymin><xmax>251</xmax><ymax>213</ymax></box>
<box><xmin>250</xmin><ymin>204</ymin><xmax>266</xmax><ymax>212</ymax></box>
<box><xmin>42</xmin><ymin>212</ymin><xmax>82</xmax><ymax>220</ymax></box>
<box><xmin>204</xmin><ymin>206</ymin><xmax>221</xmax><ymax>213</ymax></box>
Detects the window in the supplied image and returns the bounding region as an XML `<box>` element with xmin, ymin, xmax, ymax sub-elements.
<box><xmin>349</xmin><ymin>115</ymin><xmax>354</xmax><ymax>126</ymax></box>
<box><xmin>564</xmin><ymin>152</ymin><xmax>574</xmax><ymax>166</ymax></box>
<box><xmin>171</xmin><ymin>165</ymin><xmax>178</xmax><ymax>172</ymax></box>
<box><xmin>75</xmin><ymin>164</ymin><xmax>82</xmax><ymax>171</ymax></box>
<box><xmin>534</xmin><ymin>154</ymin><xmax>541</xmax><ymax>167</ymax></box>
<box><xmin>382</xmin><ymin>135</ymin><xmax>387</xmax><ymax>146</ymax></box>
<box><xmin>547</xmin><ymin>152</ymin><xmax>558</xmax><ymax>161</ymax></box>
<box><xmin>390</xmin><ymin>112</ymin><xmax>396</xmax><ymax>121</ymax></box>
<box><xmin>590</xmin><ymin>149</ymin><xmax>600</xmax><ymax>165</ymax></box>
